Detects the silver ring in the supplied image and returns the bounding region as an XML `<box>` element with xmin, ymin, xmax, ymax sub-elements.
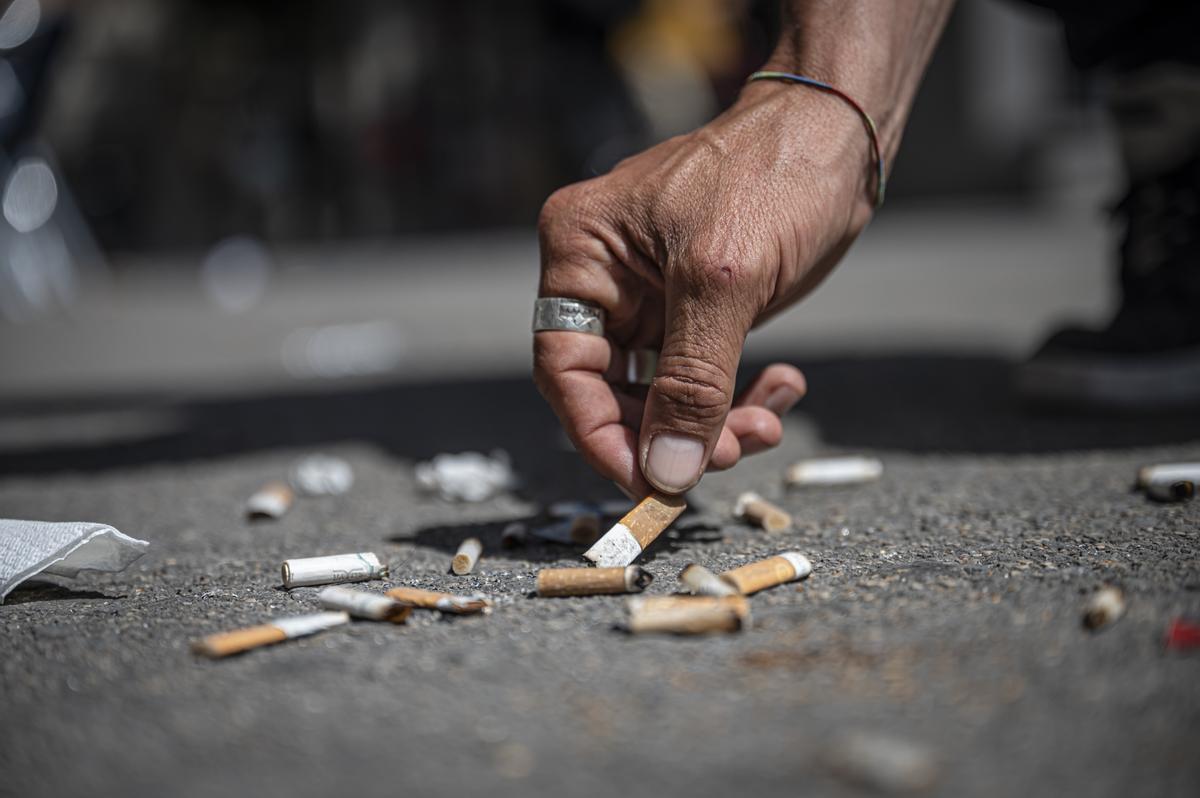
<box><xmin>625</xmin><ymin>349</ymin><xmax>658</xmax><ymax>385</ymax></box>
<box><xmin>532</xmin><ymin>297</ymin><xmax>606</xmax><ymax>336</ymax></box>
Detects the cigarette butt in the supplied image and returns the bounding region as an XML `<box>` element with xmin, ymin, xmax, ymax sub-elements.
<box><xmin>1145</xmin><ymin>480</ymin><xmax>1194</xmax><ymax>502</ymax></box>
<box><xmin>536</xmin><ymin>566</ymin><xmax>653</xmax><ymax>597</ymax></box>
<box><xmin>500</xmin><ymin>522</ymin><xmax>527</xmax><ymax>548</ymax></box>
<box><xmin>281</xmin><ymin>552</ymin><xmax>387</xmax><ymax>589</ymax></box>
<box><xmin>734</xmin><ymin>492</ymin><xmax>792</xmax><ymax>532</ymax></box>
<box><xmin>720</xmin><ymin>552</ymin><xmax>812</xmax><ymax>595</ymax></box>
<box><xmin>245</xmin><ymin>481</ymin><xmax>294</xmax><ymax>519</ymax></box>
<box><xmin>678</xmin><ymin>563</ymin><xmax>738</xmax><ymax>597</ymax></box>
<box><xmin>386</xmin><ymin>586</ymin><xmax>492</xmax><ymax>615</ymax></box>
<box><xmin>1136</xmin><ymin>462</ymin><xmax>1200</xmax><ymax>489</ymax></box>
<box><xmin>1083</xmin><ymin>586</ymin><xmax>1125</xmax><ymax>631</ymax></box>
<box><xmin>191</xmin><ymin>611</ymin><xmax>349</xmax><ymax>658</ymax></box>
<box><xmin>785</xmin><ymin>456</ymin><xmax>883</xmax><ymax>486</ymax></box>
<box><xmin>626</xmin><ymin>595</ymin><xmax>749</xmax><ymax>635</ymax></box>
<box><xmin>317</xmin><ymin>585</ymin><xmax>411</xmax><ymax>623</ymax></box>
<box><xmin>452</xmin><ymin>537</ymin><xmax>483</xmax><ymax>575</ymax></box>
<box><xmin>583</xmin><ymin>492</ymin><xmax>687</xmax><ymax>567</ymax></box>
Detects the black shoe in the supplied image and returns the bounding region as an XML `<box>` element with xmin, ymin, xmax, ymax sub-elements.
<box><xmin>1018</xmin><ymin>151</ymin><xmax>1200</xmax><ymax>408</ymax></box>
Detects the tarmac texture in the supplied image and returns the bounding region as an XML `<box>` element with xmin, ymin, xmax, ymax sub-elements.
<box><xmin>1</xmin><ymin>358</ymin><xmax>1198</xmax><ymax>798</ymax></box>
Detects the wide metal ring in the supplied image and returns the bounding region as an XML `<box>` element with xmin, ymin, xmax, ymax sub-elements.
<box><xmin>532</xmin><ymin>297</ymin><xmax>606</xmax><ymax>337</ymax></box>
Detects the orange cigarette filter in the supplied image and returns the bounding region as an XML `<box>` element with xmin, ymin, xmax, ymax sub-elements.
<box><xmin>720</xmin><ymin>553</ymin><xmax>812</xmax><ymax>595</ymax></box>
<box><xmin>536</xmin><ymin>565</ymin><xmax>653</xmax><ymax>597</ymax></box>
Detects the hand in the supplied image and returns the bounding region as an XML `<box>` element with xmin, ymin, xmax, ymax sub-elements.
<box><xmin>534</xmin><ymin>81</ymin><xmax>876</xmax><ymax>497</ymax></box>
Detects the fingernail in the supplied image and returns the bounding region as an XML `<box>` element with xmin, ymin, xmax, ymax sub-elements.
<box><xmin>645</xmin><ymin>434</ymin><xmax>705</xmax><ymax>493</ymax></box>
<box><xmin>764</xmin><ymin>386</ymin><xmax>801</xmax><ymax>416</ymax></box>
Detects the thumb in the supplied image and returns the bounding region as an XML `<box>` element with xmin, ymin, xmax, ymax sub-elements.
<box><xmin>639</xmin><ymin>264</ymin><xmax>756</xmax><ymax>494</ymax></box>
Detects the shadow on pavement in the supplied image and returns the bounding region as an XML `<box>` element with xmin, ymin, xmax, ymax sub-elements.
<box><xmin>1</xmin><ymin>353</ymin><xmax>1198</xmax><ymax>484</ymax></box>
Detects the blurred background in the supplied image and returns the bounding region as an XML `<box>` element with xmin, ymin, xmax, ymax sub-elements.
<box><xmin>0</xmin><ymin>0</ymin><xmax>1127</xmax><ymax>459</ymax></box>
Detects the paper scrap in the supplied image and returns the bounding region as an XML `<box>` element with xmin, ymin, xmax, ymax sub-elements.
<box><xmin>1</xmin><ymin>519</ymin><xmax>149</xmax><ymax>603</ymax></box>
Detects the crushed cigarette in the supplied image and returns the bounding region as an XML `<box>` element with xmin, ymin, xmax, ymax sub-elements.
<box><xmin>785</xmin><ymin>456</ymin><xmax>883</xmax><ymax>486</ymax></box>
<box><xmin>281</xmin><ymin>552</ymin><xmax>388</xmax><ymax>589</ymax></box>
<box><xmin>1136</xmin><ymin>462</ymin><xmax>1200</xmax><ymax>490</ymax></box>
<box><xmin>452</xmin><ymin>537</ymin><xmax>483</xmax><ymax>575</ymax></box>
<box><xmin>290</xmin><ymin>454</ymin><xmax>354</xmax><ymax>496</ymax></box>
<box><xmin>245</xmin><ymin>480</ymin><xmax>294</xmax><ymax>520</ymax></box>
<box><xmin>530</xmin><ymin>514</ymin><xmax>601</xmax><ymax>545</ymax></box>
<box><xmin>626</xmin><ymin>595</ymin><xmax>749</xmax><ymax>635</ymax></box>
<box><xmin>583</xmin><ymin>492</ymin><xmax>687</xmax><ymax>567</ymax></box>
<box><xmin>678</xmin><ymin>563</ymin><xmax>738</xmax><ymax>597</ymax></box>
<box><xmin>386</xmin><ymin>586</ymin><xmax>492</xmax><ymax>615</ymax></box>
<box><xmin>500</xmin><ymin>522</ymin><xmax>527</xmax><ymax>549</ymax></box>
<box><xmin>191</xmin><ymin>611</ymin><xmax>349</xmax><ymax>658</ymax></box>
<box><xmin>734</xmin><ymin>491</ymin><xmax>792</xmax><ymax>532</ymax></box>
<box><xmin>720</xmin><ymin>552</ymin><xmax>812</xmax><ymax>595</ymax></box>
<box><xmin>536</xmin><ymin>565</ymin><xmax>652</xmax><ymax>597</ymax></box>
<box><xmin>1145</xmin><ymin>480</ymin><xmax>1195</xmax><ymax>503</ymax></box>
<box><xmin>1083</xmin><ymin>586</ymin><xmax>1125</xmax><ymax>631</ymax></box>
<box><xmin>415</xmin><ymin>450</ymin><xmax>516</xmax><ymax>502</ymax></box>
<box><xmin>318</xmin><ymin>585</ymin><xmax>411</xmax><ymax>622</ymax></box>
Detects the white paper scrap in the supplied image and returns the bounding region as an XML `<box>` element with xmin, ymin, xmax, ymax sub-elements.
<box><xmin>1</xmin><ymin>519</ymin><xmax>149</xmax><ymax>603</ymax></box>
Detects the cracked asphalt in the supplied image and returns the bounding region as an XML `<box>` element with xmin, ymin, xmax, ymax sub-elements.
<box><xmin>1</xmin><ymin>359</ymin><xmax>1198</xmax><ymax>798</ymax></box>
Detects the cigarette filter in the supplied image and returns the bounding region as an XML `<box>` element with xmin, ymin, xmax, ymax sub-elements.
<box><xmin>785</xmin><ymin>456</ymin><xmax>883</xmax><ymax>486</ymax></box>
<box><xmin>536</xmin><ymin>565</ymin><xmax>652</xmax><ymax>597</ymax></box>
<box><xmin>583</xmin><ymin>492</ymin><xmax>687</xmax><ymax>567</ymax></box>
<box><xmin>386</xmin><ymin>586</ymin><xmax>492</xmax><ymax>615</ymax></box>
<box><xmin>1083</xmin><ymin>586</ymin><xmax>1125</xmax><ymax>631</ymax></box>
<box><xmin>500</xmin><ymin>522</ymin><xmax>527</xmax><ymax>549</ymax></box>
<box><xmin>734</xmin><ymin>491</ymin><xmax>792</xmax><ymax>532</ymax></box>
<box><xmin>626</xmin><ymin>595</ymin><xmax>750</xmax><ymax>635</ymax></box>
<box><xmin>1145</xmin><ymin>480</ymin><xmax>1195</xmax><ymax>503</ymax></box>
<box><xmin>191</xmin><ymin>611</ymin><xmax>349</xmax><ymax>658</ymax></box>
<box><xmin>317</xmin><ymin>585</ymin><xmax>411</xmax><ymax>623</ymax></box>
<box><xmin>245</xmin><ymin>480</ymin><xmax>295</xmax><ymax>519</ymax></box>
<box><xmin>720</xmin><ymin>552</ymin><xmax>812</xmax><ymax>595</ymax></box>
<box><xmin>1136</xmin><ymin>462</ymin><xmax>1200</xmax><ymax>489</ymax></box>
<box><xmin>452</xmin><ymin>537</ymin><xmax>483</xmax><ymax>575</ymax></box>
<box><xmin>281</xmin><ymin>552</ymin><xmax>387</xmax><ymax>589</ymax></box>
<box><xmin>678</xmin><ymin>563</ymin><xmax>738</xmax><ymax>597</ymax></box>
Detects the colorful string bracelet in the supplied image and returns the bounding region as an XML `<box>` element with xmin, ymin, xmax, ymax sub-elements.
<box><xmin>747</xmin><ymin>70</ymin><xmax>886</xmax><ymax>208</ymax></box>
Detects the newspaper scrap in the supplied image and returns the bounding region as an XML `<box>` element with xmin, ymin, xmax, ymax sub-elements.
<box><xmin>415</xmin><ymin>450</ymin><xmax>516</xmax><ymax>502</ymax></box>
<box><xmin>1</xmin><ymin>519</ymin><xmax>149</xmax><ymax>603</ymax></box>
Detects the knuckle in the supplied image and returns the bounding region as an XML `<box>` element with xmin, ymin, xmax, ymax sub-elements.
<box><xmin>653</xmin><ymin>355</ymin><xmax>731</xmax><ymax>425</ymax></box>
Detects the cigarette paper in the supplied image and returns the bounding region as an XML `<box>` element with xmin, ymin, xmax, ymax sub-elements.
<box><xmin>678</xmin><ymin>563</ymin><xmax>738</xmax><ymax>597</ymax></box>
<box><xmin>281</xmin><ymin>552</ymin><xmax>387</xmax><ymax>589</ymax></box>
<box><xmin>500</xmin><ymin>522</ymin><xmax>527</xmax><ymax>549</ymax></box>
<box><xmin>720</xmin><ymin>552</ymin><xmax>812</xmax><ymax>595</ymax></box>
<box><xmin>785</xmin><ymin>456</ymin><xmax>883</xmax><ymax>486</ymax></box>
<box><xmin>734</xmin><ymin>491</ymin><xmax>792</xmax><ymax>532</ymax></box>
<box><xmin>452</xmin><ymin>537</ymin><xmax>483</xmax><ymax>575</ymax></box>
<box><xmin>583</xmin><ymin>492</ymin><xmax>687</xmax><ymax>567</ymax></box>
<box><xmin>531</xmin><ymin>514</ymin><xmax>601</xmax><ymax>545</ymax></box>
<box><xmin>536</xmin><ymin>566</ymin><xmax>652</xmax><ymax>597</ymax></box>
<box><xmin>1083</xmin><ymin>586</ymin><xmax>1125</xmax><ymax>631</ymax></box>
<box><xmin>1136</xmin><ymin>462</ymin><xmax>1200</xmax><ymax>489</ymax></box>
<box><xmin>626</xmin><ymin>595</ymin><xmax>750</xmax><ymax>635</ymax></box>
<box><xmin>191</xmin><ymin>611</ymin><xmax>349</xmax><ymax>658</ymax></box>
<box><xmin>245</xmin><ymin>480</ymin><xmax>294</xmax><ymax>519</ymax></box>
<box><xmin>318</xmin><ymin>585</ymin><xmax>411</xmax><ymax>623</ymax></box>
<box><xmin>1145</xmin><ymin>480</ymin><xmax>1194</xmax><ymax>503</ymax></box>
<box><xmin>386</xmin><ymin>586</ymin><xmax>492</xmax><ymax>615</ymax></box>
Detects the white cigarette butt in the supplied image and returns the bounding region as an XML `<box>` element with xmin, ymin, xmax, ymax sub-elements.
<box><xmin>245</xmin><ymin>481</ymin><xmax>294</xmax><ymax>519</ymax></box>
<box><xmin>1083</xmin><ymin>586</ymin><xmax>1125</xmax><ymax>631</ymax></box>
<box><xmin>281</xmin><ymin>552</ymin><xmax>387</xmax><ymax>589</ymax></box>
<box><xmin>452</xmin><ymin>537</ymin><xmax>483</xmax><ymax>575</ymax></box>
<box><xmin>1136</xmin><ymin>462</ymin><xmax>1200</xmax><ymax>489</ymax></box>
<box><xmin>317</xmin><ymin>585</ymin><xmax>410</xmax><ymax>622</ymax></box>
<box><xmin>734</xmin><ymin>491</ymin><xmax>792</xmax><ymax>532</ymax></box>
<box><xmin>678</xmin><ymin>563</ymin><xmax>738</xmax><ymax>597</ymax></box>
<box><xmin>785</xmin><ymin>456</ymin><xmax>883</xmax><ymax>486</ymax></box>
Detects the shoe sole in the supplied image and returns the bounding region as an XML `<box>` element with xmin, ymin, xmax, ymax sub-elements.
<box><xmin>1017</xmin><ymin>346</ymin><xmax>1200</xmax><ymax>409</ymax></box>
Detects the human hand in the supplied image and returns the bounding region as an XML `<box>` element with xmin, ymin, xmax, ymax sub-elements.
<box><xmin>534</xmin><ymin>81</ymin><xmax>876</xmax><ymax>497</ymax></box>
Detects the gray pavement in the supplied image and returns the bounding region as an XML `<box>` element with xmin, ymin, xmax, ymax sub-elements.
<box><xmin>1</xmin><ymin>359</ymin><xmax>1198</xmax><ymax>798</ymax></box>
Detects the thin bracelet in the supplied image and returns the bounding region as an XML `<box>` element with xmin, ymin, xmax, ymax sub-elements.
<box><xmin>747</xmin><ymin>70</ymin><xmax>886</xmax><ymax>208</ymax></box>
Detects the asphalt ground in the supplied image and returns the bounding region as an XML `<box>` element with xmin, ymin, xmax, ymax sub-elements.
<box><xmin>1</xmin><ymin>357</ymin><xmax>1198</xmax><ymax>798</ymax></box>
